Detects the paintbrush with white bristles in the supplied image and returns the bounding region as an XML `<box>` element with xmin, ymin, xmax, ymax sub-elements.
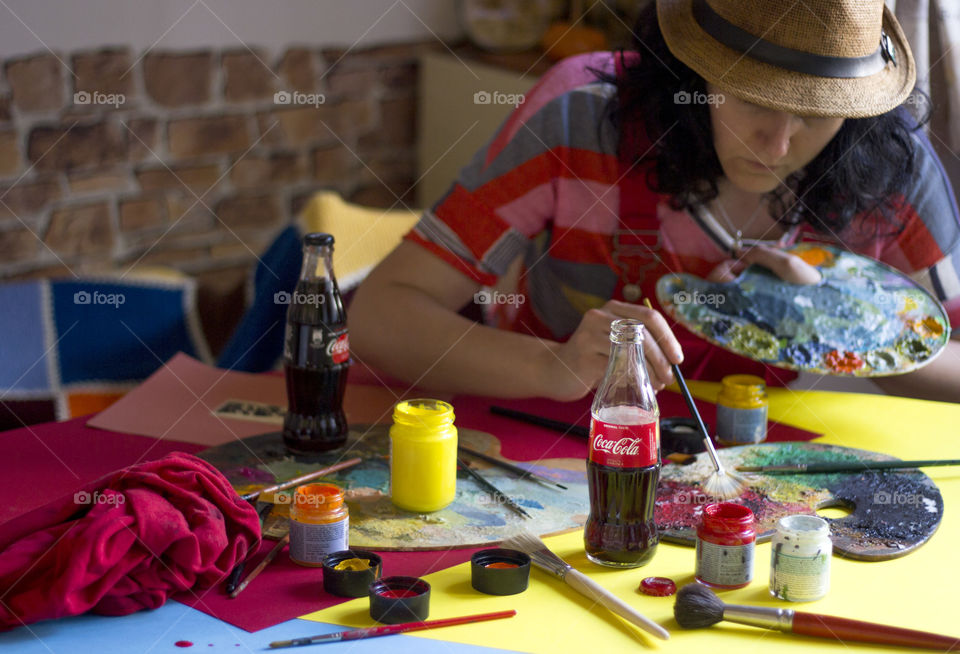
<box><xmin>642</xmin><ymin>298</ymin><xmax>746</xmax><ymax>500</ymax></box>
<box><xmin>501</xmin><ymin>530</ymin><xmax>669</xmax><ymax>641</ymax></box>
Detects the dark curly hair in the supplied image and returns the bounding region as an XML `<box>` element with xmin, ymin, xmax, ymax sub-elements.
<box><xmin>598</xmin><ymin>2</ymin><xmax>929</xmax><ymax>240</ymax></box>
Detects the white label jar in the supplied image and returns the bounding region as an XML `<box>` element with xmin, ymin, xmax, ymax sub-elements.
<box><xmin>770</xmin><ymin>514</ymin><xmax>832</xmax><ymax>601</ymax></box>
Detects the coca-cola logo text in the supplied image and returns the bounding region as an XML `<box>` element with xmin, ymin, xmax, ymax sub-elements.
<box><xmin>592</xmin><ymin>435</ymin><xmax>644</xmax><ymax>456</ymax></box>
<box><xmin>327</xmin><ymin>333</ymin><xmax>350</xmax><ymax>364</ymax></box>
<box><xmin>588</xmin><ymin>419</ymin><xmax>657</xmax><ymax>467</ymax></box>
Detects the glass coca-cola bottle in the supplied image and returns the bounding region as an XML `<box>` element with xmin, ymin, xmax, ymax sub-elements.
<box><xmin>282</xmin><ymin>233</ymin><xmax>350</xmax><ymax>454</ymax></box>
<box><xmin>584</xmin><ymin>319</ymin><xmax>661</xmax><ymax>567</ymax></box>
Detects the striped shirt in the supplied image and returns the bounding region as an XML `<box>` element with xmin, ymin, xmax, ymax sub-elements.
<box><xmin>406</xmin><ymin>53</ymin><xmax>960</xmax><ymax>381</ymax></box>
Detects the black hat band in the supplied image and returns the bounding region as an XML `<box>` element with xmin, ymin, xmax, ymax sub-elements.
<box><xmin>692</xmin><ymin>0</ymin><xmax>896</xmax><ymax>79</ymax></box>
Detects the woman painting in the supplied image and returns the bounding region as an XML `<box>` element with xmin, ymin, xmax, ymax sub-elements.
<box><xmin>350</xmin><ymin>0</ymin><xmax>960</xmax><ymax>402</ymax></box>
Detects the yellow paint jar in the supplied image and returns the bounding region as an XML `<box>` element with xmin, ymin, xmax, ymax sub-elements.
<box><xmin>716</xmin><ymin>374</ymin><xmax>768</xmax><ymax>445</ymax></box>
<box><xmin>389</xmin><ymin>399</ymin><xmax>457</xmax><ymax>512</ymax></box>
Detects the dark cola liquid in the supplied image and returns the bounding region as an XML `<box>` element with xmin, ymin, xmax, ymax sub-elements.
<box><xmin>584</xmin><ymin>461</ymin><xmax>660</xmax><ymax>567</ymax></box>
<box><xmin>282</xmin><ymin>279</ymin><xmax>350</xmax><ymax>454</ymax></box>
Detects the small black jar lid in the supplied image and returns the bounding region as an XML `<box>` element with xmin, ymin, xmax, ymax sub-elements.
<box><xmin>471</xmin><ymin>548</ymin><xmax>531</xmax><ymax>596</ymax></box>
<box><xmin>304</xmin><ymin>232</ymin><xmax>334</xmax><ymax>246</ymax></box>
<box><xmin>369</xmin><ymin>576</ymin><xmax>431</xmax><ymax>624</ymax></box>
<box><xmin>322</xmin><ymin>550</ymin><xmax>383</xmax><ymax>598</ymax></box>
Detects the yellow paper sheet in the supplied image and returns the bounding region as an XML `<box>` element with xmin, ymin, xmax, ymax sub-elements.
<box><xmin>301</xmin><ymin>384</ymin><xmax>960</xmax><ymax>653</ymax></box>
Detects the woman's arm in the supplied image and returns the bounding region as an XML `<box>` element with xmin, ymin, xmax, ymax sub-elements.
<box><xmin>348</xmin><ymin>242</ymin><xmax>683</xmax><ymax>400</ymax></box>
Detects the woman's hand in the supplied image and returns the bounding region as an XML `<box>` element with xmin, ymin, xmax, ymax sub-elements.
<box><xmin>707</xmin><ymin>244</ymin><xmax>822</xmax><ymax>284</ymax></box>
<box><xmin>538</xmin><ymin>300</ymin><xmax>684</xmax><ymax>400</ymax></box>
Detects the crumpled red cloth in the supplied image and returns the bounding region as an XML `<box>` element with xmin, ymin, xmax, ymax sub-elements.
<box><xmin>0</xmin><ymin>452</ymin><xmax>260</xmax><ymax>630</ymax></box>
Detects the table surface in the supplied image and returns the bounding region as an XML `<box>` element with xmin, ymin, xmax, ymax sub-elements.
<box><xmin>2</xmin><ymin>379</ymin><xmax>959</xmax><ymax>654</ymax></box>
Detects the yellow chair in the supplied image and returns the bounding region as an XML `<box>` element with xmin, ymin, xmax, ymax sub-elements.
<box><xmin>299</xmin><ymin>191</ymin><xmax>421</xmax><ymax>291</ymax></box>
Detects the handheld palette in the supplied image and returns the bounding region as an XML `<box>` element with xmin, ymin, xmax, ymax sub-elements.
<box><xmin>656</xmin><ymin>442</ymin><xmax>944</xmax><ymax>560</ymax></box>
<box><xmin>656</xmin><ymin>243</ymin><xmax>950</xmax><ymax>376</ymax></box>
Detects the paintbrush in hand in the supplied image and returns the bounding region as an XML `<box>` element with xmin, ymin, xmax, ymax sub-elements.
<box><xmin>674</xmin><ymin>583</ymin><xmax>959</xmax><ymax>650</ymax></box>
<box><xmin>642</xmin><ymin>298</ymin><xmax>745</xmax><ymax>499</ymax></box>
<box><xmin>502</xmin><ymin>529</ymin><xmax>669</xmax><ymax>641</ymax></box>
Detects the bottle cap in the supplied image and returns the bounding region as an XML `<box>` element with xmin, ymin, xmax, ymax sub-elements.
<box><xmin>470</xmin><ymin>548</ymin><xmax>531</xmax><ymax>595</ymax></box>
<box><xmin>369</xmin><ymin>576</ymin><xmax>431</xmax><ymax>624</ymax></box>
<box><xmin>639</xmin><ymin>576</ymin><xmax>677</xmax><ymax>596</ymax></box>
<box><xmin>304</xmin><ymin>233</ymin><xmax>335</xmax><ymax>247</ymax></box>
<box><xmin>322</xmin><ymin>550</ymin><xmax>382</xmax><ymax>597</ymax></box>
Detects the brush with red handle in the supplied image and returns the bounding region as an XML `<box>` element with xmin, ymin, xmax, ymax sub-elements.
<box><xmin>267</xmin><ymin>610</ymin><xmax>517</xmax><ymax>648</ymax></box>
<box><xmin>674</xmin><ymin>584</ymin><xmax>959</xmax><ymax>650</ymax></box>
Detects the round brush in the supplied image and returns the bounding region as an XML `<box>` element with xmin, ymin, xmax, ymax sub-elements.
<box><xmin>674</xmin><ymin>583</ymin><xmax>960</xmax><ymax>650</ymax></box>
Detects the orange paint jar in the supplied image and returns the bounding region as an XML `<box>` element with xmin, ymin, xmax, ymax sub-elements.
<box><xmin>288</xmin><ymin>483</ymin><xmax>349</xmax><ymax>567</ymax></box>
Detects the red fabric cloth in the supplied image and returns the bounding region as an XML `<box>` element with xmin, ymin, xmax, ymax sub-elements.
<box><xmin>0</xmin><ymin>452</ymin><xmax>261</xmax><ymax>631</ymax></box>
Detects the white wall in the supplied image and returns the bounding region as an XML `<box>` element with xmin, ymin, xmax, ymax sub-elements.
<box><xmin>0</xmin><ymin>0</ymin><xmax>461</xmax><ymax>58</ymax></box>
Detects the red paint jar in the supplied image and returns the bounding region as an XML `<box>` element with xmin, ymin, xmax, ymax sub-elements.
<box><xmin>695</xmin><ymin>502</ymin><xmax>756</xmax><ymax>589</ymax></box>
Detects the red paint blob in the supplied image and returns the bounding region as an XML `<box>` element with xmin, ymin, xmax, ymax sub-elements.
<box><xmin>484</xmin><ymin>562</ymin><xmax>519</xmax><ymax>569</ymax></box>
<box><xmin>378</xmin><ymin>588</ymin><xmax>420</xmax><ymax>599</ymax></box>
<box><xmin>640</xmin><ymin>577</ymin><xmax>677</xmax><ymax>596</ymax></box>
<box><xmin>174</xmin><ymin>641</ymin><xmax>193</xmax><ymax>648</ymax></box>
<box><xmin>824</xmin><ymin>349</ymin><xmax>864</xmax><ymax>373</ymax></box>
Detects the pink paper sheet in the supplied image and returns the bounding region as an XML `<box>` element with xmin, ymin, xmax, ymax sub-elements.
<box><xmin>87</xmin><ymin>353</ymin><xmax>289</xmax><ymax>446</ymax></box>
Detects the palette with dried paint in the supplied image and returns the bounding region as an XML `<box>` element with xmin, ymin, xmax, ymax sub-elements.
<box><xmin>655</xmin><ymin>442</ymin><xmax>943</xmax><ymax>561</ymax></box>
<box><xmin>656</xmin><ymin>244</ymin><xmax>950</xmax><ymax>376</ymax></box>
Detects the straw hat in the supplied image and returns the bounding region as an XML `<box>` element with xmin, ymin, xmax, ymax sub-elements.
<box><xmin>657</xmin><ymin>0</ymin><xmax>916</xmax><ymax>118</ymax></box>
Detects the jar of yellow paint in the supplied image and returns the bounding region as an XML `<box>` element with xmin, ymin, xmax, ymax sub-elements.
<box><xmin>389</xmin><ymin>399</ymin><xmax>458</xmax><ymax>512</ymax></box>
<box><xmin>716</xmin><ymin>374</ymin><xmax>768</xmax><ymax>445</ymax></box>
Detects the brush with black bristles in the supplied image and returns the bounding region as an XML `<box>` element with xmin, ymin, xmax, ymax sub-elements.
<box><xmin>643</xmin><ymin>298</ymin><xmax>746</xmax><ymax>499</ymax></box>
<box><xmin>501</xmin><ymin>529</ymin><xmax>669</xmax><ymax>641</ymax></box>
<box><xmin>674</xmin><ymin>583</ymin><xmax>959</xmax><ymax>650</ymax></box>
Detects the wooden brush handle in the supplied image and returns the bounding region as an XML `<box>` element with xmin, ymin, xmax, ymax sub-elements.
<box><xmin>564</xmin><ymin>568</ymin><xmax>669</xmax><ymax>640</ymax></box>
<box><xmin>792</xmin><ymin>612</ymin><xmax>960</xmax><ymax>650</ymax></box>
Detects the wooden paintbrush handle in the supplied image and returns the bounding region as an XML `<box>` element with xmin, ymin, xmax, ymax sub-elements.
<box><xmin>563</xmin><ymin>568</ymin><xmax>669</xmax><ymax>640</ymax></box>
<box><xmin>792</xmin><ymin>612</ymin><xmax>960</xmax><ymax>650</ymax></box>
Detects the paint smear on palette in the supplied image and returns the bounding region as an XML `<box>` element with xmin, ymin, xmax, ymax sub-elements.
<box><xmin>656</xmin><ymin>442</ymin><xmax>943</xmax><ymax>561</ymax></box>
<box><xmin>656</xmin><ymin>244</ymin><xmax>950</xmax><ymax>376</ymax></box>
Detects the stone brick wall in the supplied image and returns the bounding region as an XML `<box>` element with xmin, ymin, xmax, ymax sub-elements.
<box><xmin>0</xmin><ymin>43</ymin><xmax>423</xmax><ymax>286</ymax></box>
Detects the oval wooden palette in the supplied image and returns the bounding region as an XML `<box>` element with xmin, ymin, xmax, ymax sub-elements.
<box><xmin>656</xmin><ymin>442</ymin><xmax>944</xmax><ymax>561</ymax></box>
<box><xmin>656</xmin><ymin>243</ymin><xmax>950</xmax><ymax>376</ymax></box>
